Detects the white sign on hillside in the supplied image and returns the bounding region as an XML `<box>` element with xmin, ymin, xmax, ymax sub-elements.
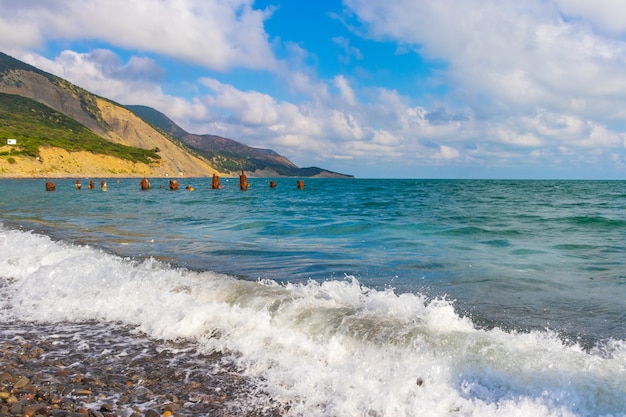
<box><xmin>7</xmin><ymin>139</ymin><xmax>17</xmax><ymax>145</ymax></box>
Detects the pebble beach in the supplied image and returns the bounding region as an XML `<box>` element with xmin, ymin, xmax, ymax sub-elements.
<box><xmin>0</xmin><ymin>322</ymin><xmax>286</xmax><ymax>417</ymax></box>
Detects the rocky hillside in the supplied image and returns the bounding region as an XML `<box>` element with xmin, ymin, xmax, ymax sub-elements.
<box><xmin>0</xmin><ymin>51</ymin><xmax>352</xmax><ymax>178</ymax></box>
<box><xmin>126</xmin><ymin>105</ymin><xmax>350</xmax><ymax>177</ymax></box>
<box><xmin>0</xmin><ymin>52</ymin><xmax>221</xmax><ymax>178</ymax></box>
<box><xmin>0</xmin><ymin>92</ymin><xmax>159</xmax><ymax>177</ymax></box>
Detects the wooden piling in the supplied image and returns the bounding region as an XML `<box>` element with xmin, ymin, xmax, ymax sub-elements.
<box><xmin>239</xmin><ymin>170</ymin><xmax>249</xmax><ymax>190</ymax></box>
<box><xmin>140</xmin><ymin>177</ymin><xmax>151</xmax><ymax>190</ymax></box>
<box><xmin>212</xmin><ymin>174</ymin><xmax>220</xmax><ymax>189</ymax></box>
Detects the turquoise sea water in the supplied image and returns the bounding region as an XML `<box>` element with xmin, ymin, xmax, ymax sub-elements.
<box><xmin>1</xmin><ymin>178</ymin><xmax>625</xmax><ymax>416</ymax></box>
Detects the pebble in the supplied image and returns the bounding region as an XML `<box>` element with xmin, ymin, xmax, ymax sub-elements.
<box><xmin>0</xmin><ymin>322</ymin><xmax>287</xmax><ymax>417</ymax></box>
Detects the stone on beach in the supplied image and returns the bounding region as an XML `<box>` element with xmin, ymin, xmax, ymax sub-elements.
<box><xmin>0</xmin><ymin>323</ymin><xmax>286</xmax><ymax>417</ymax></box>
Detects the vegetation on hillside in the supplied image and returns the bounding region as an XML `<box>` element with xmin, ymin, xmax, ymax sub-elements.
<box><xmin>0</xmin><ymin>93</ymin><xmax>160</xmax><ymax>164</ymax></box>
<box><xmin>1</xmin><ymin>51</ymin><xmax>111</xmax><ymax>132</ymax></box>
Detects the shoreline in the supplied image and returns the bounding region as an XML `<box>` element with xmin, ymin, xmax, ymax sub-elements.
<box><xmin>0</xmin><ymin>321</ymin><xmax>286</xmax><ymax>417</ymax></box>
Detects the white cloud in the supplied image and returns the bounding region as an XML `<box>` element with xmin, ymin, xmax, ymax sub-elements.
<box><xmin>371</xmin><ymin>130</ymin><xmax>400</xmax><ymax>146</ymax></box>
<box><xmin>434</xmin><ymin>145</ymin><xmax>460</xmax><ymax>160</ymax></box>
<box><xmin>200</xmin><ymin>77</ymin><xmax>289</xmax><ymax>127</ymax></box>
<box><xmin>329</xmin><ymin>110</ymin><xmax>365</xmax><ymax>140</ymax></box>
<box><xmin>285</xmin><ymin>71</ymin><xmax>330</xmax><ymax>102</ymax></box>
<box><xmin>334</xmin><ymin>75</ymin><xmax>356</xmax><ymax>106</ymax></box>
<box><xmin>344</xmin><ymin>0</ymin><xmax>626</xmax><ymax>122</ymax></box>
<box><xmin>0</xmin><ymin>0</ymin><xmax>277</xmax><ymax>71</ymax></box>
<box><xmin>555</xmin><ymin>0</ymin><xmax>626</xmax><ymax>35</ymax></box>
<box><xmin>493</xmin><ymin>127</ymin><xmax>544</xmax><ymax>148</ymax></box>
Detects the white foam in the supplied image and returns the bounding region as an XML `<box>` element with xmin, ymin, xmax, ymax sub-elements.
<box><xmin>0</xmin><ymin>226</ymin><xmax>624</xmax><ymax>417</ymax></box>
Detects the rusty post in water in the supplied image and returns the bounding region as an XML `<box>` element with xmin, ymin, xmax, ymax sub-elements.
<box><xmin>212</xmin><ymin>174</ymin><xmax>220</xmax><ymax>189</ymax></box>
<box><xmin>239</xmin><ymin>170</ymin><xmax>249</xmax><ymax>190</ymax></box>
<box><xmin>140</xmin><ymin>177</ymin><xmax>150</xmax><ymax>190</ymax></box>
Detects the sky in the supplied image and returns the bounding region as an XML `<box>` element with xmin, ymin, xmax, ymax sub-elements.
<box><xmin>2</xmin><ymin>1</ymin><xmax>626</xmax><ymax>179</ymax></box>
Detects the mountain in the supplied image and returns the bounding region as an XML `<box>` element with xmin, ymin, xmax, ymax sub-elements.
<box><xmin>0</xmin><ymin>51</ymin><xmax>352</xmax><ymax>178</ymax></box>
<box><xmin>0</xmin><ymin>51</ymin><xmax>220</xmax><ymax>178</ymax></box>
<box><xmin>126</xmin><ymin>105</ymin><xmax>351</xmax><ymax>177</ymax></box>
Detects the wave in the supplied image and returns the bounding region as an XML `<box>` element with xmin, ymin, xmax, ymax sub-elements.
<box><xmin>0</xmin><ymin>225</ymin><xmax>624</xmax><ymax>417</ymax></box>
<box><xmin>442</xmin><ymin>226</ymin><xmax>523</xmax><ymax>238</ymax></box>
<box><xmin>537</xmin><ymin>215</ymin><xmax>626</xmax><ymax>230</ymax></box>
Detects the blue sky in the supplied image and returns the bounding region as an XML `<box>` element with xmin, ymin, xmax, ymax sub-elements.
<box><xmin>2</xmin><ymin>0</ymin><xmax>626</xmax><ymax>178</ymax></box>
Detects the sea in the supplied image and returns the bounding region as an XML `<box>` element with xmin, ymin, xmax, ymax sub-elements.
<box><xmin>0</xmin><ymin>177</ymin><xmax>624</xmax><ymax>417</ymax></box>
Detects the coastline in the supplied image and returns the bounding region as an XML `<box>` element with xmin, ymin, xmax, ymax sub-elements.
<box><xmin>0</xmin><ymin>321</ymin><xmax>286</xmax><ymax>417</ymax></box>
<box><xmin>0</xmin><ymin>147</ymin><xmax>225</xmax><ymax>180</ymax></box>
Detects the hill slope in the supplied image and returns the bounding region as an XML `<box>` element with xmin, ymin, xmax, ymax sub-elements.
<box><xmin>126</xmin><ymin>105</ymin><xmax>352</xmax><ymax>177</ymax></box>
<box><xmin>0</xmin><ymin>51</ymin><xmax>223</xmax><ymax>178</ymax></box>
<box><xmin>0</xmin><ymin>93</ymin><xmax>162</xmax><ymax>177</ymax></box>
<box><xmin>0</xmin><ymin>51</ymin><xmax>352</xmax><ymax>178</ymax></box>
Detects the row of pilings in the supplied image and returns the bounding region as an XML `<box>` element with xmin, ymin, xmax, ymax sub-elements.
<box><xmin>45</xmin><ymin>171</ymin><xmax>306</xmax><ymax>192</ymax></box>
<box><xmin>46</xmin><ymin>179</ymin><xmax>107</xmax><ymax>191</ymax></box>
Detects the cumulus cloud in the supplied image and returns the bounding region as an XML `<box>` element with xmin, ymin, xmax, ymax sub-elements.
<box><xmin>39</xmin><ymin>49</ymin><xmax>165</xmax><ymax>83</ymax></box>
<box><xmin>339</xmin><ymin>0</ymin><xmax>626</xmax><ymax>173</ymax></box>
<box><xmin>0</xmin><ymin>0</ymin><xmax>276</xmax><ymax>71</ymax></box>
<box><xmin>344</xmin><ymin>0</ymin><xmax>626</xmax><ymax>122</ymax></box>
<box><xmin>284</xmin><ymin>70</ymin><xmax>331</xmax><ymax>102</ymax></box>
<box><xmin>334</xmin><ymin>75</ymin><xmax>356</xmax><ymax>106</ymax></box>
<box><xmin>555</xmin><ymin>0</ymin><xmax>626</xmax><ymax>35</ymax></box>
<box><xmin>434</xmin><ymin>145</ymin><xmax>460</xmax><ymax>160</ymax></box>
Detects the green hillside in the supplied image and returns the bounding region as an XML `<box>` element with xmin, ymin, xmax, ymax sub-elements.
<box><xmin>0</xmin><ymin>93</ymin><xmax>159</xmax><ymax>164</ymax></box>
